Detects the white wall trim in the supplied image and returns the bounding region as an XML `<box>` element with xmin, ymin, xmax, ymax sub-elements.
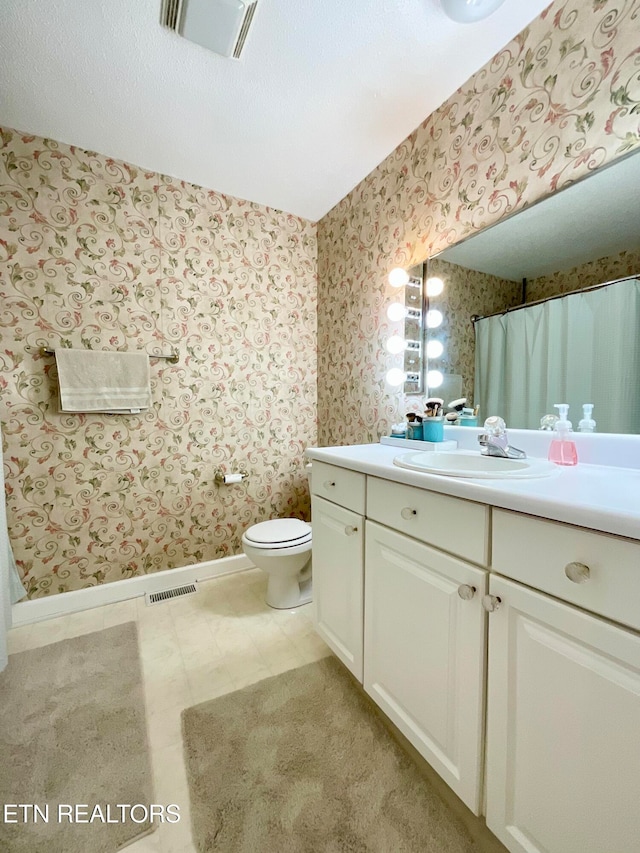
<box><xmin>11</xmin><ymin>554</ymin><xmax>254</xmax><ymax>626</ymax></box>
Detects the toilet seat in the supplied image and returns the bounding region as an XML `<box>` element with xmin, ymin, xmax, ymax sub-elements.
<box><xmin>243</xmin><ymin>518</ymin><xmax>311</xmax><ymax>550</ymax></box>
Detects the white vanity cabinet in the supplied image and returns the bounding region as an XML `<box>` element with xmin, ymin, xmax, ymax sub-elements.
<box><xmin>310</xmin><ymin>461</ymin><xmax>365</xmax><ymax>681</ymax></box>
<box><xmin>362</xmin><ymin>476</ymin><xmax>490</xmax><ymax>813</ymax></box>
<box><xmin>364</xmin><ymin>519</ymin><xmax>488</xmax><ymax>814</ymax></box>
<box><xmin>485</xmin><ymin>513</ymin><xmax>640</xmax><ymax>853</ymax></box>
<box><xmin>307</xmin><ymin>446</ymin><xmax>640</xmax><ymax>853</ymax></box>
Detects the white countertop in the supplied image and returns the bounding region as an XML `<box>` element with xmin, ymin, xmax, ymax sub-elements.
<box><xmin>305</xmin><ymin>443</ymin><xmax>640</xmax><ymax>541</ymax></box>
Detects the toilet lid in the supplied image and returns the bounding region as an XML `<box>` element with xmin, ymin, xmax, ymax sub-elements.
<box><xmin>245</xmin><ymin>518</ymin><xmax>311</xmax><ymax>546</ymax></box>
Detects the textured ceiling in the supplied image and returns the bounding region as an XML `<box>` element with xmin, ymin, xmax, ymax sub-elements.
<box><xmin>0</xmin><ymin>0</ymin><xmax>551</xmax><ymax>221</ymax></box>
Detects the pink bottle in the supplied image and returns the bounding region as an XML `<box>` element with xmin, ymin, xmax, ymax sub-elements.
<box><xmin>548</xmin><ymin>404</ymin><xmax>578</xmax><ymax>466</ymax></box>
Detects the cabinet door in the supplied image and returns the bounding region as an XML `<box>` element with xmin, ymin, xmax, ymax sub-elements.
<box><xmin>311</xmin><ymin>495</ymin><xmax>364</xmax><ymax>681</ymax></box>
<box><xmin>364</xmin><ymin>521</ymin><xmax>488</xmax><ymax>814</ymax></box>
<box><xmin>485</xmin><ymin>575</ymin><xmax>640</xmax><ymax>853</ymax></box>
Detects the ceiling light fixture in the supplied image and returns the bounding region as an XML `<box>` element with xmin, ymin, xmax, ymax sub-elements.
<box><xmin>441</xmin><ymin>0</ymin><xmax>506</xmax><ymax>24</ymax></box>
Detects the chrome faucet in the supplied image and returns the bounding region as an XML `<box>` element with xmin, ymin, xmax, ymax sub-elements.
<box><xmin>478</xmin><ymin>416</ymin><xmax>527</xmax><ymax>459</ymax></box>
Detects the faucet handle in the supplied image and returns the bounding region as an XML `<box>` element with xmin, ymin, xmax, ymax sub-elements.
<box><xmin>483</xmin><ymin>416</ymin><xmax>506</xmax><ymax>435</ymax></box>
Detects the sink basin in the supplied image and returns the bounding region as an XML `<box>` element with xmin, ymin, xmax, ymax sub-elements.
<box><xmin>393</xmin><ymin>450</ymin><xmax>557</xmax><ymax>479</ymax></box>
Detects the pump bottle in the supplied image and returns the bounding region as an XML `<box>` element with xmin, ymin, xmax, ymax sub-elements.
<box><xmin>548</xmin><ymin>403</ymin><xmax>578</xmax><ymax>466</ymax></box>
<box><xmin>578</xmin><ymin>404</ymin><xmax>596</xmax><ymax>433</ymax></box>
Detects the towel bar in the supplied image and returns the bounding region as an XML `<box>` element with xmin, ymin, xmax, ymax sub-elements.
<box><xmin>39</xmin><ymin>347</ymin><xmax>179</xmax><ymax>364</ymax></box>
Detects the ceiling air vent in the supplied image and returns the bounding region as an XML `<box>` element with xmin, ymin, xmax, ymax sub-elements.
<box><xmin>161</xmin><ymin>0</ymin><xmax>259</xmax><ymax>60</ymax></box>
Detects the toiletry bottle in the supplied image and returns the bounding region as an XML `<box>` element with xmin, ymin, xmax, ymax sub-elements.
<box><xmin>578</xmin><ymin>404</ymin><xmax>596</xmax><ymax>433</ymax></box>
<box><xmin>548</xmin><ymin>404</ymin><xmax>578</xmax><ymax>466</ymax></box>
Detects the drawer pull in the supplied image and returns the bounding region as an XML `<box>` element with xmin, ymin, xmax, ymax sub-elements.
<box><xmin>401</xmin><ymin>507</ymin><xmax>417</xmax><ymax>520</ymax></box>
<box><xmin>323</xmin><ymin>480</ymin><xmax>336</xmax><ymax>489</ymax></box>
<box><xmin>344</xmin><ymin>525</ymin><xmax>358</xmax><ymax>536</ymax></box>
<box><xmin>482</xmin><ymin>594</ymin><xmax>502</xmax><ymax>612</ymax></box>
<box><xmin>564</xmin><ymin>561</ymin><xmax>590</xmax><ymax>584</ymax></box>
<box><xmin>457</xmin><ymin>584</ymin><xmax>476</xmax><ymax>601</ymax></box>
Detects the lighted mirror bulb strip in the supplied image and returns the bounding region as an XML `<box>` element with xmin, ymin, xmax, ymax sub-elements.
<box><xmin>386</xmin><ymin>302</ymin><xmax>407</xmax><ymax>322</ymax></box>
<box><xmin>386</xmin><ymin>334</ymin><xmax>407</xmax><ymax>354</ymax></box>
<box><xmin>426</xmin><ymin>339</ymin><xmax>444</xmax><ymax>358</ymax></box>
<box><xmin>386</xmin><ymin>368</ymin><xmax>407</xmax><ymax>387</ymax></box>
<box><xmin>388</xmin><ymin>267</ymin><xmax>410</xmax><ymax>288</ymax></box>
<box><xmin>427</xmin><ymin>369</ymin><xmax>444</xmax><ymax>389</ymax></box>
<box><xmin>426</xmin><ymin>276</ymin><xmax>444</xmax><ymax>297</ymax></box>
<box><xmin>426</xmin><ymin>309</ymin><xmax>443</xmax><ymax>328</ymax></box>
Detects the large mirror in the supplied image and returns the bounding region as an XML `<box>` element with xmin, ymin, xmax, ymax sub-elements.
<box><xmin>424</xmin><ymin>149</ymin><xmax>640</xmax><ymax>434</ymax></box>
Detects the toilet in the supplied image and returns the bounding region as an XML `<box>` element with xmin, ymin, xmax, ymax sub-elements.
<box><xmin>241</xmin><ymin>464</ymin><xmax>313</xmax><ymax>609</ymax></box>
<box><xmin>242</xmin><ymin>518</ymin><xmax>312</xmax><ymax>609</ymax></box>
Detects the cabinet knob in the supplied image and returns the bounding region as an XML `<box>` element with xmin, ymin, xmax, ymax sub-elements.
<box><xmin>401</xmin><ymin>507</ymin><xmax>417</xmax><ymax>520</ymax></box>
<box><xmin>457</xmin><ymin>584</ymin><xmax>476</xmax><ymax>600</ymax></box>
<box><xmin>323</xmin><ymin>480</ymin><xmax>336</xmax><ymax>489</ymax></box>
<box><xmin>482</xmin><ymin>594</ymin><xmax>502</xmax><ymax>612</ymax></box>
<box><xmin>344</xmin><ymin>525</ymin><xmax>358</xmax><ymax>536</ymax></box>
<box><xmin>564</xmin><ymin>561</ymin><xmax>590</xmax><ymax>584</ymax></box>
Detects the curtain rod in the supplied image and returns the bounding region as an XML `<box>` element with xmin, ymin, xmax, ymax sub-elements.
<box><xmin>39</xmin><ymin>347</ymin><xmax>179</xmax><ymax>364</ymax></box>
<box><xmin>470</xmin><ymin>273</ymin><xmax>639</xmax><ymax>324</ymax></box>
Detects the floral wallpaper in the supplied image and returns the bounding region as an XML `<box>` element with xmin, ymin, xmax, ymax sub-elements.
<box><xmin>0</xmin><ymin>130</ymin><xmax>316</xmax><ymax>598</ymax></box>
<box><xmin>317</xmin><ymin>0</ymin><xmax>640</xmax><ymax>446</ymax></box>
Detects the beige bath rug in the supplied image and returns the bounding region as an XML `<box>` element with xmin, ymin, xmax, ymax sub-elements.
<box><xmin>182</xmin><ymin>655</ymin><xmax>478</xmax><ymax>852</ymax></box>
<box><xmin>0</xmin><ymin>621</ymin><xmax>154</xmax><ymax>852</ymax></box>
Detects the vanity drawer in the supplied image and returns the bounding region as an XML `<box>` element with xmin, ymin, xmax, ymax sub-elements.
<box><xmin>367</xmin><ymin>477</ymin><xmax>488</xmax><ymax>565</ymax></box>
<box><xmin>492</xmin><ymin>509</ymin><xmax>640</xmax><ymax>631</ymax></box>
<box><xmin>310</xmin><ymin>461</ymin><xmax>366</xmax><ymax>515</ymax></box>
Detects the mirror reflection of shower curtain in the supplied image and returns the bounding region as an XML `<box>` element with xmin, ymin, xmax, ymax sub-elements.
<box><xmin>474</xmin><ymin>277</ymin><xmax>640</xmax><ymax>434</ymax></box>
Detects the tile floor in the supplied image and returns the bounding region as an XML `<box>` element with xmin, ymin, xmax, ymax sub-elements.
<box><xmin>7</xmin><ymin>568</ymin><xmax>330</xmax><ymax>853</ymax></box>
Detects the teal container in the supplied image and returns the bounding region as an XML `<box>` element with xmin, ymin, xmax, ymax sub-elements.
<box><xmin>422</xmin><ymin>417</ymin><xmax>444</xmax><ymax>442</ymax></box>
<box><xmin>459</xmin><ymin>415</ymin><xmax>478</xmax><ymax>427</ymax></box>
<box><xmin>407</xmin><ymin>421</ymin><xmax>423</xmax><ymax>441</ymax></box>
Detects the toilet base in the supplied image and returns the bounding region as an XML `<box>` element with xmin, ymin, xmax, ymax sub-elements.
<box><xmin>266</xmin><ymin>573</ymin><xmax>313</xmax><ymax>610</ymax></box>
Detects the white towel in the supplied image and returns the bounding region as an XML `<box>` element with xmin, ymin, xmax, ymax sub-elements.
<box><xmin>55</xmin><ymin>349</ymin><xmax>151</xmax><ymax>414</ymax></box>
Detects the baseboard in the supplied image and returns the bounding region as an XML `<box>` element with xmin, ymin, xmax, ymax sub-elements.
<box><xmin>11</xmin><ymin>554</ymin><xmax>254</xmax><ymax>627</ymax></box>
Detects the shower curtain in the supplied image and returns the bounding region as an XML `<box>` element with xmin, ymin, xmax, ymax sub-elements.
<box><xmin>1</xmin><ymin>421</ymin><xmax>26</xmax><ymax>671</ymax></box>
<box><xmin>474</xmin><ymin>277</ymin><xmax>640</xmax><ymax>434</ymax></box>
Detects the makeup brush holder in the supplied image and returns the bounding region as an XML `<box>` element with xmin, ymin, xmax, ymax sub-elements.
<box><xmin>406</xmin><ymin>421</ymin><xmax>423</xmax><ymax>441</ymax></box>
<box><xmin>422</xmin><ymin>417</ymin><xmax>444</xmax><ymax>442</ymax></box>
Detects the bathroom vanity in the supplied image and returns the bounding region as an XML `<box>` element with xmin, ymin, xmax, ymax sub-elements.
<box><xmin>305</xmin><ymin>437</ymin><xmax>640</xmax><ymax>853</ymax></box>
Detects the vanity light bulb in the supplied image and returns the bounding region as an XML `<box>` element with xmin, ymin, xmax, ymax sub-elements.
<box><xmin>426</xmin><ymin>339</ymin><xmax>444</xmax><ymax>359</ymax></box>
<box><xmin>386</xmin><ymin>302</ymin><xmax>407</xmax><ymax>322</ymax></box>
<box><xmin>386</xmin><ymin>368</ymin><xmax>407</xmax><ymax>387</ymax></box>
<box><xmin>426</xmin><ymin>276</ymin><xmax>444</xmax><ymax>297</ymax></box>
<box><xmin>426</xmin><ymin>309</ymin><xmax>443</xmax><ymax>328</ymax></box>
<box><xmin>427</xmin><ymin>370</ymin><xmax>444</xmax><ymax>389</ymax></box>
<box><xmin>388</xmin><ymin>267</ymin><xmax>410</xmax><ymax>288</ymax></box>
<box><xmin>386</xmin><ymin>335</ymin><xmax>407</xmax><ymax>354</ymax></box>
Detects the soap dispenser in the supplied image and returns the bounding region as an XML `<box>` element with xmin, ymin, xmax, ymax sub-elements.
<box><xmin>548</xmin><ymin>403</ymin><xmax>578</xmax><ymax>466</ymax></box>
<box><xmin>578</xmin><ymin>403</ymin><xmax>596</xmax><ymax>433</ymax></box>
